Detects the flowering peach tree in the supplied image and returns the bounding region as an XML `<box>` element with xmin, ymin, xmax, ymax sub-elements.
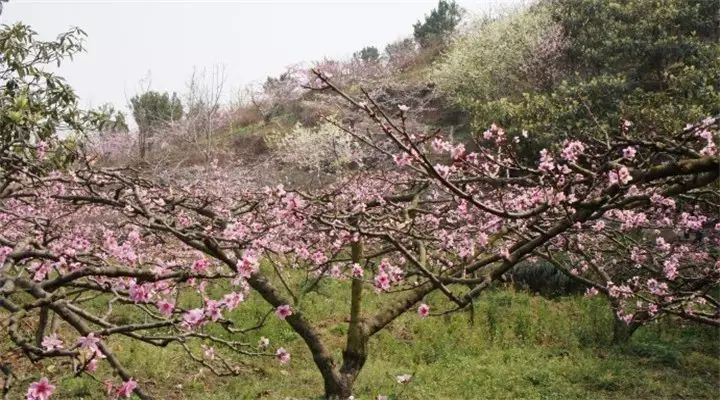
<box><xmin>1</xmin><ymin>23</ymin><xmax>718</xmax><ymax>400</ymax></box>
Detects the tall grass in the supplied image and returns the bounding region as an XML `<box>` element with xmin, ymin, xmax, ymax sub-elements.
<box><xmin>4</xmin><ymin>281</ymin><xmax>718</xmax><ymax>399</ymax></box>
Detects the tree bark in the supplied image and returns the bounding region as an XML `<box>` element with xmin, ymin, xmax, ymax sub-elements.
<box><xmin>330</xmin><ymin>240</ymin><xmax>368</xmax><ymax>399</ymax></box>
<box><xmin>611</xmin><ymin>314</ymin><xmax>641</xmax><ymax>344</ymax></box>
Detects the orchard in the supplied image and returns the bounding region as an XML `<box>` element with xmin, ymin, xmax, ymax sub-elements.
<box><xmin>1</xmin><ymin>2</ymin><xmax>719</xmax><ymax>399</ymax></box>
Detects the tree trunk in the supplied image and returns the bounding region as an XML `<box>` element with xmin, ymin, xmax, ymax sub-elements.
<box><xmin>318</xmin><ymin>361</ymin><xmax>350</xmax><ymax>399</ymax></box>
<box><xmin>322</xmin><ymin>239</ymin><xmax>367</xmax><ymax>399</ymax></box>
<box><xmin>323</xmin><ymin>368</ymin><xmax>356</xmax><ymax>399</ymax></box>
<box><xmin>139</xmin><ymin>129</ymin><xmax>146</xmax><ymax>160</ymax></box>
<box><xmin>318</xmin><ymin>347</ymin><xmax>365</xmax><ymax>399</ymax></box>
<box><xmin>612</xmin><ymin>315</ymin><xmax>640</xmax><ymax>344</ymax></box>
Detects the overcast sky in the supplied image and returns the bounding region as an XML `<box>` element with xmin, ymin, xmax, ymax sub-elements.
<box><xmin>2</xmin><ymin>0</ymin><xmax>524</xmax><ymax>113</ymax></box>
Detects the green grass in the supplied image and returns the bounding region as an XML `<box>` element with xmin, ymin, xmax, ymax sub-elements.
<box><xmin>4</xmin><ymin>283</ymin><xmax>719</xmax><ymax>399</ymax></box>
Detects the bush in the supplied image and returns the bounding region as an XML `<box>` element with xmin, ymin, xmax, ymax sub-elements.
<box><xmin>507</xmin><ymin>261</ymin><xmax>586</xmax><ymax>298</ymax></box>
<box><xmin>434</xmin><ymin>0</ymin><xmax>720</xmax><ymax>150</ymax></box>
<box><xmin>433</xmin><ymin>4</ymin><xmax>561</xmax><ymax>106</ymax></box>
<box><xmin>268</xmin><ymin>121</ymin><xmax>363</xmax><ymax>173</ymax></box>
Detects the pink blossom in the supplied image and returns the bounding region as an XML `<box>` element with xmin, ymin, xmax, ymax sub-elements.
<box><xmin>77</xmin><ymin>333</ymin><xmax>100</xmax><ymax>353</ymax></box>
<box><xmin>0</xmin><ymin>246</ymin><xmax>11</xmax><ymax>266</ymax></box>
<box><xmin>191</xmin><ymin>258</ymin><xmax>210</xmax><ymax>274</ymax></box>
<box><xmin>592</xmin><ymin>220</ymin><xmax>606</xmax><ymax>232</ymax></box>
<box><xmin>538</xmin><ymin>149</ymin><xmax>555</xmax><ymax>172</ymax></box>
<box><xmin>608</xmin><ymin>166</ymin><xmax>632</xmax><ymax>186</ymax></box>
<box><xmin>26</xmin><ymin>377</ymin><xmax>55</xmax><ymax>400</ymax></box>
<box><xmin>204</xmin><ymin>299</ymin><xmax>224</xmax><ymax>322</ymax></box>
<box><xmin>116</xmin><ymin>379</ymin><xmax>138</xmax><ymax>398</ymax></box>
<box><xmin>561</xmin><ymin>140</ymin><xmax>585</xmax><ymax>162</ymax></box>
<box><xmin>236</xmin><ymin>251</ymin><xmax>259</xmax><ymax>278</ymax></box>
<box><xmin>223</xmin><ymin>222</ymin><xmax>248</xmax><ymax>240</ymax></box>
<box><xmin>221</xmin><ymin>292</ymin><xmax>245</xmax><ymax>310</ymax></box>
<box><xmin>35</xmin><ymin>141</ymin><xmax>48</xmax><ymax>160</ymax></box>
<box><xmin>655</xmin><ymin>237</ymin><xmax>671</xmax><ymax>252</ymax></box>
<box><xmin>393</xmin><ymin>152</ymin><xmax>413</xmax><ymax>167</ymax></box>
<box><xmin>417</xmin><ymin>303</ymin><xmax>430</xmax><ymax>318</ymax></box>
<box><xmin>433</xmin><ymin>164</ymin><xmax>451</xmax><ymax>178</ymax></box>
<box><xmin>156</xmin><ymin>300</ymin><xmax>175</xmax><ymax>317</ymax></box>
<box><xmin>128</xmin><ymin>283</ymin><xmax>151</xmax><ymax>303</ymax></box>
<box><xmin>85</xmin><ymin>358</ymin><xmax>98</xmax><ymax>372</ymax></box>
<box><xmin>41</xmin><ymin>334</ymin><xmax>63</xmax><ymax>351</ymax></box>
<box><xmin>647</xmin><ymin>303</ymin><xmax>659</xmax><ymax>316</ymax></box>
<box><xmin>275</xmin><ymin>347</ymin><xmax>291</xmax><ymax>364</ymax></box>
<box><xmin>431</xmin><ymin>138</ymin><xmax>449</xmax><ymax>153</ymax></box>
<box><xmin>663</xmin><ymin>257</ymin><xmax>679</xmax><ymax>280</ymax></box>
<box><xmin>176</xmin><ymin>212</ymin><xmax>192</xmax><ymax>227</ymax></box>
<box><xmin>608</xmin><ymin>283</ymin><xmax>633</xmax><ymax>298</ymax></box>
<box><xmin>697</xmin><ymin>129</ymin><xmax>717</xmax><ymax>156</ymax></box>
<box><xmin>328</xmin><ymin>265</ymin><xmax>342</xmax><ymax>279</ymax></box>
<box><xmin>275</xmin><ymin>304</ymin><xmax>293</xmax><ymax>320</ymax></box>
<box><xmin>32</xmin><ymin>263</ymin><xmax>50</xmax><ymax>281</ymax></box>
<box><xmin>679</xmin><ymin>212</ymin><xmax>707</xmax><ymax>231</ymax></box>
<box><xmin>647</xmin><ymin>279</ymin><xmax>668</xmax><ymax>296</ymax></box>
<box><xmin>182</xmin><ymin>308</ymin><xmax>205</xmax><ymax>329</ymax></box>
<box><xmin>373</xmin><ymin>272</ymin><xmax>391</xmax><ymax>292</ymax></box>
<box><xmin>451</xmin><ymin>144</ymin><xmax>465</xmax><ymax>160</ymax></box>
<box><xmin>618</xmin><ymin>166</ymin><xmax>632</xmax><ymax>184</ymax></box>
<box><xmin>584</xmin><ymin>287</ymin><xmax>599</xmax><ymax>298</ymax></box>
<box><xmin>310</xmin><ymin>251</ymin><xmax>328</xmax><ymax>265</ymax></box>
<box><xmin>618</xmin><ymin>311</ymin><xmax>634</xmax><ymax>324</ymax></box>
<box><xmin>350</xmin><ymin>263</ymin><xmax>364</xmax><ymax>278</ymax></box>
<box><xmin>622</xmin><ymin>146</ymin><xmax>637</xmax><ymax>160</ymax></box>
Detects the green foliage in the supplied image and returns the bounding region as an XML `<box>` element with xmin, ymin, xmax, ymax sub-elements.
<box><xmin>130</xmin><ymin>90</ymin><xmax>182</xmax><ymax>158</ymax></box>
<box><xmin>413</xmin><ymin>0</ymin><xmax>464</xmax><ymax>47</ymax></box>
<box><xmin>129</xmin><ymin>90</ymin><xmax>183</xmax><ymax>134</ymax></box>
<box><xmin>435</xmin><ymin>0</ymin><xmax>720</xmax><ymax>148</ymax></box>
<box><xmin>554</xmin><ymin>0</ymin><xmax>719</xmax><ymax>84</ymax></box>
<box><xmin>0</xmin><ymin>23</ymin><xmax>86</xmax><ymax>152</ymax></box>
<box><xmin>509</xmin><ymin>260</ymin><xmax>586</xmax><ymax>297</ymax></box>
<box><xmin>354</xmin><ymin>46</ymin><xmax>380</xmax><ymax>63</ymax></box>
<box><xmin>433</xmin><ymin>4</ymin><xmax>559</xmax><ymax>104</ymax></box>
<box><xmin>88</xmin><ymin>103</ymin><xmax>129</xmax><ymax>133</ymax></box>
<box><xmin>0</xmin><ymin>23</ymin><xmax>119</xmax><ymax>169</ymax></box>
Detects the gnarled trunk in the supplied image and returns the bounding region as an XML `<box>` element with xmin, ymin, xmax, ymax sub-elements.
<box><xmin>320</xmin><ymin>342</ymin><xmax>367</xmax><ymax>399</ymax></box>
<box><xmin>318</xmin><ymin>364</ymin><xmax>351</xmax><ymax>400</ymax></box>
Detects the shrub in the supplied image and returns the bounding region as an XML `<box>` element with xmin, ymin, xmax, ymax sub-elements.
<box><xmin>433</xmin><ymin>4</ymin><xmax>561</xmax><ymax>106</ymax></box>
<box><xmin>434</xmin><ymin>0</ymin><xmax>720</xmax><ymax>159</ymax></box>
<box><xmin>268</xmin><ymin>120</ymin><xmax>363</xmax><ymax>173</ymax></box>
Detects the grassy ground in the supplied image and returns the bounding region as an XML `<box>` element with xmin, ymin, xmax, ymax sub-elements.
<box><xmin>4</xmin><ymin>281</ymin><xmax>719</xmax><ymax>399</ymax></box>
